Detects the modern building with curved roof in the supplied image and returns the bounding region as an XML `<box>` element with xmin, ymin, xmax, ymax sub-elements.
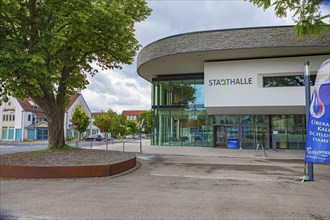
<box><xmin>137</xmin><ymin>26</ymin><xmax>330</xmax><ymax>149</ymax></box>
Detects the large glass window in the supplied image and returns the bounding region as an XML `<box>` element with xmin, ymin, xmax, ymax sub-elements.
<box><xmin>152</xmin><ymin>76</ymin><xmax>211</xmax><ymax>147</ymax></box>
<box><xmin>270</xmin><ymin>114</ymin><xmax>305</xmax><ymax>150</ymax></box>
<box><xmin>263</xmin><ymin>74</ymin><xmax>316</xmax><ymax>87</ymax></box>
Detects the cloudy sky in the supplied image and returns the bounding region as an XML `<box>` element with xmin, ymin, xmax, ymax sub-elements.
<box><xmin>82</xmin><ymin>0</ymin><xmax>329</xmax><ymax>113</ymax></box>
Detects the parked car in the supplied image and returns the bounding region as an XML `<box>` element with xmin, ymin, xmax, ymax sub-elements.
<box><xmin>83</xmin><ymin>133</ymin><xmax>104</xmax><ymax>141</ymax></box>
<box><xmin>124</xmin><ymin>134</ymin><xmax>133</xmax><ymax>139</ymax></box>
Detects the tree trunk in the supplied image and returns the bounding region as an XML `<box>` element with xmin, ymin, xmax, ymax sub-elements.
<box><xmin>46</xmin><ymin>109</ymin><xmax>65</xmax><ymax>148</ymax></box>
<box><xmin>32</xmin><ymin>95</ymin><xmax>66</xmax><ymax>148</ymax></box>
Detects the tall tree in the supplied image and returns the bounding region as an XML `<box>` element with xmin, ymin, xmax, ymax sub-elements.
<box><xmin>0</xmin><ymin>0</ymin><xmax>151</xmax><ymax>148</ymax></box>
<box><xmin>70</xmin><ymin>106</ymin><xmax>90</xmax><ymax>141</ymax></box>
<box><xmin>249</xmin><ymin>0</ymin><xmax>329</xmax><ymax>36</ymax></box>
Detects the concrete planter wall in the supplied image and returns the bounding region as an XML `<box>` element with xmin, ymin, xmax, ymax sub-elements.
<box><xmin>0</xmin><ymin>157</ymin><xmax>136</xmax><ymax>179</ymax></box>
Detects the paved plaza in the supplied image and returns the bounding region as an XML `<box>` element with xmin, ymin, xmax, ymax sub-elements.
<box><xmin>1</xmin><ymin>140</ymin><xmax>329</xmax><ymax>219</ymax></box>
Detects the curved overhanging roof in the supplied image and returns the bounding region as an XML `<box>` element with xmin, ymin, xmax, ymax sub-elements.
<box><xmin>137</xmin><ymin>26</ymin><xmax>330</xmax><ymax>82</ymax></box>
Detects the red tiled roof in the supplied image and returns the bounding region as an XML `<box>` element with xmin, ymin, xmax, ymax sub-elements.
<box><xmin>65</xmin><ymin>94</ymin><xmax>80</xmax><ymax>111</ymax></box>
<box><xmin>17</xmin><ymin>97</ymin><xmax>45</xmax><ymax>116</ymax></box>
<box><xmin>17</xmin><ymin>95</ymin><xmax>80</xmax><ymax>115</ymax></box>
<box><xmin>92</xmin><ymin>112</ymin><xmax>106</xmax><ymax>118</ymax></box>
<box><xmin>122</xmin><ymin>110</ymin><xmax>145</xmax><ymax>117</ymax></box>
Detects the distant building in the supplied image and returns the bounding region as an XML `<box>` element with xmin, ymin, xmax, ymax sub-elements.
<box><xmin>122</xmin><ymin>110</ymin><xmax>145</xmax><ymax>121</ymax></box>
<box><xmin>0</xmin><ymin>94</ymin><xmax>98</xmax><ymax>141</ymax></box>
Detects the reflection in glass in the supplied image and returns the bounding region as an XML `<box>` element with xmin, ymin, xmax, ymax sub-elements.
<box><xmin>263</xmin><ymin>74</ymin><xmax>316</xmax><ymax>87</ymax></box>
<box><xmin>271</xmin><ymin>115</ymin><xmax>288</xmax><ymax>149</ymax></box>
<box><xmin>241</xmin><ymin>126</ymin><xmax>255</xmax><ymax>149</ymax></box>
<box><xmin>287</xmin><ymin>115</ymin><xmax>305</xmax><ymax>149</ymax></box>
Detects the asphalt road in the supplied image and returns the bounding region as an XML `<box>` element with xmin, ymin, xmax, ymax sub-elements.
<box><xmin>1</xmin><ymin>154</ymin><xmax>329</xmax><ymax>220</ymax></box>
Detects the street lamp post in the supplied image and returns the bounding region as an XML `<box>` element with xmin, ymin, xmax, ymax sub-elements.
<box><xmin>304</xmin><ymin>61</ymin><xmax>314</xmax><ymax>181</ymax></box>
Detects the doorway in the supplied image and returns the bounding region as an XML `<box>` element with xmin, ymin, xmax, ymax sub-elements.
<box><xmin>37</xmin><ymin>128</ymin><xmax>48</xmax><ymax>140</ymax></box>
<box><xmin>240</xmin><ymin>125</ymin><xmax>269</xmax><ymax>149</ymax></box>
<box><xmin>214</xmin><ymin>125</ymin><xmax>239</xmax><ymax>148</ymax></box>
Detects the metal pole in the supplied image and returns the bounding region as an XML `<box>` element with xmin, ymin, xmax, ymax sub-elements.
<box><xmin>304</xmin><ymin>61</ymin><xmax>314</xmax><ymax>181</ymax></box>
<box><xmin>123</xmin><ymin>140</ymin><xmax>125</xmax><ymax>152</ymax></box>
<box><xmin>139</xmin><ymin>128</ymin><xmax>142</xmax><ymax>153</ymax></box>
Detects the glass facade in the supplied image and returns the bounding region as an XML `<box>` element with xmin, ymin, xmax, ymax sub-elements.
<box><xmin>151</xmin><ymin>76</ymin><xmax>306</xmax><ymax>149</ymax></box>
<box><xmin>152</xmin><ymin>75</ymin><xmax>213</xmax><ymax>147</ymax></box>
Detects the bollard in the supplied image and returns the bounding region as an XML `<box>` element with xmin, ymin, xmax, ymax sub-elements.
<box><xmin>122</xmin><ymin>141</ymin><xmax>125</xmax><ymax>152</ymax></box>
<box><xmin>90</xmin><ymin>141</ymin><xmax>92</xmax><ymax>149</ymax></box>
<box><xmin>106</xmin><ymin>140</ymin><xmax>108</xmax><ymax>151</ymax></box>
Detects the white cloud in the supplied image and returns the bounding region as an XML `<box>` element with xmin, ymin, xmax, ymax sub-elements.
<box><xmin>82</xmin><ymin>65</ymin><xmax>150</xmax><ymax>113</ymax></box>
<box><xmin>84</xmin><ymin>0</ymin><xmax>326</xmax><ymax>112</ymax></box>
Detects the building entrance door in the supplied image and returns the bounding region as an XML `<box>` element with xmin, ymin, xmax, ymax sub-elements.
<box><xmin>214</xmin><ymin>125</ymin><xmax>226</xmax><ymax>147</ymax></box>
<box><xmin>37</xmin><ymin>128</ymin><xmax>48</xmax><ymax>140</ymax></box>
<box><xmin>214</xmin><ymin>125</ymin><xmax>239</xmax><ymax>148</ymax></box>
<box><xmin>240</xmin><ymin>125</ymin><xmax>269</xmax><ymax>149</ymax></box>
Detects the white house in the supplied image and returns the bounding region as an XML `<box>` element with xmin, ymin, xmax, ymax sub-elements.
<box><xmin>0</xmin><ymin>94</ymin><xmax>99</xmax><ymax>141</ymax></box>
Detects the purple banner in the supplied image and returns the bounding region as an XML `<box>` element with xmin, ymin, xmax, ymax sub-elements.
<box><xmin>305</xmin><ymin>59</ymin><xmax>330</xmax><ymax>163</ymax></box>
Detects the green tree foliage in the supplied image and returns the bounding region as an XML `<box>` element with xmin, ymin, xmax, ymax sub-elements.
<box><xmin>70</xmin><ymin>106</ymin><xmax>90</xmax><ymax>140</ymax></box>
<box><xmin>0</xmin><ymin>0</ymin><xmax>151</xmax><ymax>148</ymax></box>
<box><xmin>94</xmin><ymin>110</ymin><xmax>126</xmax><ymax>138</ymax></box>
<box><xmin>249</xmin><ymin>0</ymin><xmax>329</xmax><ymax>36</ymax></box>
<box><xmin>126</xmin><ymin>119</ymin><xmax>139</xmax><ymax>135</ymax></box>
<box><xmin>93</xmin><ymin>113</ymin><xmax>112</xmax><ymax>134</ymax></box>
<box><xmin>160</xmin><ymin>82</ymin><xmax>196</xmax><ymax>105</ymax></box>
<box><xmin>138</xmin><ymin>110</ymin><xmax>151</xmax><ymax>134</ymax></box>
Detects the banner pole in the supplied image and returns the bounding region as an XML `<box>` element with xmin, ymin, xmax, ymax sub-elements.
<box><xmin>304</xmin><ymin>61</ymin><xmax>314</xmax><ymax>181</ymax></box>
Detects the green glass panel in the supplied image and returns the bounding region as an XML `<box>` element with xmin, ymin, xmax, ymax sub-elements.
<box><xmin>202</xmin><ymin>125</ymin><xmax>213</xmax><ymax>147</ymax></box>
<box><xmin>226</xmin><ymin>115</ymin><xmax>239</xmax><ymax>124</ymax></box>
<box><xmin>271</xmin><ymin>115</ymin><xmax>288</xmax><ymax>149</ymax></box>
<box><xmin>287</xmin><ymin>115</ymin><xmax>305</xmax><ymax>149</ymax></box>
<box><xmin>241</xmin><ymin>126</ymin><xmax>255</xmax><ymax>149</ymax></box>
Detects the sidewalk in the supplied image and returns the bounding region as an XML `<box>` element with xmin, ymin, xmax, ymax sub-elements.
<box><xmin>85</xmin><ymin>139</ymin><xmax>305</xmax><ymax>160</ymax></box>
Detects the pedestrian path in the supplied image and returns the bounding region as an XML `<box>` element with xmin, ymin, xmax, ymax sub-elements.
<box><xmin>85</xmin><ymin>139</ymin><xmax>305</xmax><ymax>160</ymax></box>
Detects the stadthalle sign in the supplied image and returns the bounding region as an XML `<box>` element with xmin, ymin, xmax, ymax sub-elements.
<box><xmin>208</xmin><ymin>77</ymin><xmax>253</xmax><ymax>86</ymax></box>
<box><xmin>203</xmin><ymin>56</ymin><xmax>328</xmax><ymax>114</ymax></box>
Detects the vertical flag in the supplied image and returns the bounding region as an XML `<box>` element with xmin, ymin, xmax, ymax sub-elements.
<box><xmin>305</xmin><ymin>59</ymin><xmax>330</xmax><ymax>163</ymax></box>
<box><xmin>140</xmin><ymin>119</ymin><xmax>145</xmax><ymax>129</ymax></box>
<box><xmin>139</xmin><ymin>119</ymin><xmax>145</xmax><ymax>138</ymax></box>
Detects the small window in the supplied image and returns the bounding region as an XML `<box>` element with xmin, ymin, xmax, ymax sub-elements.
<box><xmin>13</xmin><ymin>115</ymin><xmax>15</xmax><ymax>121</ymax></box>
<box><xmin>5</xmin><ymin>115</ymin><xmax>8</xmax><ymax>121</ymax></box>
<box><xmin>2</xmin><ymin>115</ymin><xmax>5</xmax><ymax>121</ymax></box>
<box><xmin>28</xmin><ymin>100</ymin><xmax>35</xmax><ymax>106</ymax></box>
<box><xmin>28</xmin><ymin>115</ymin><xmax>31</xmax><ymax>121</ymax></box>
